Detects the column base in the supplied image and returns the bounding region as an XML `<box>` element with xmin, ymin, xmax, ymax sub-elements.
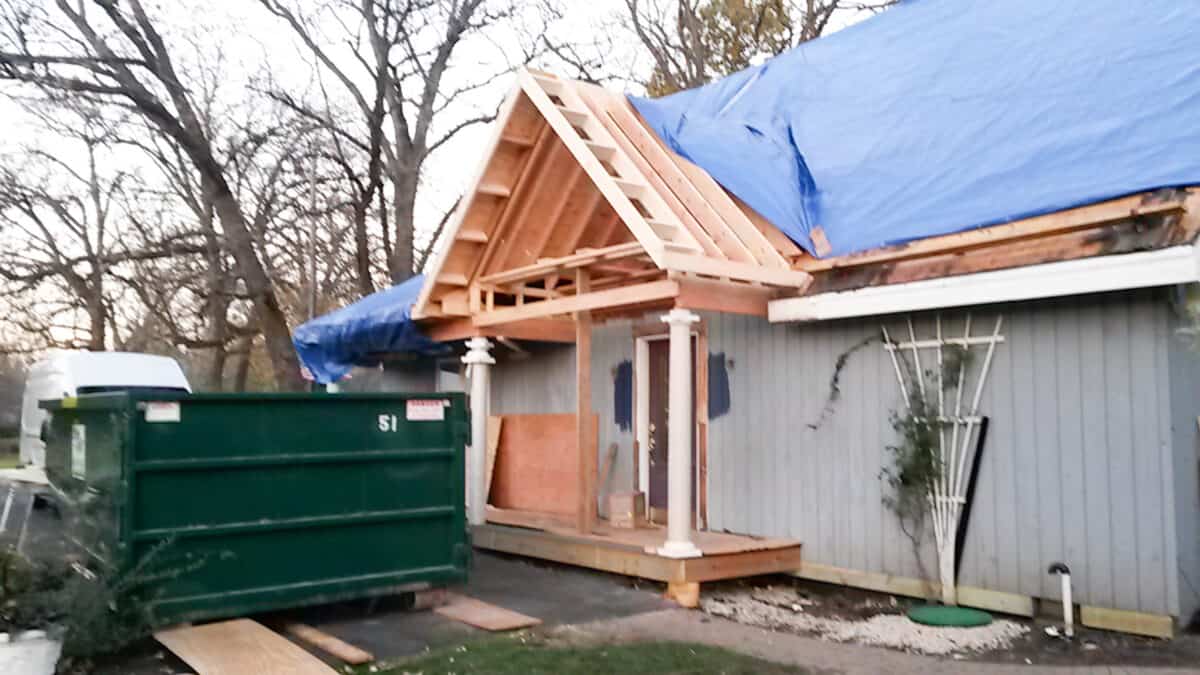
<box><xmin>657</xmin><ymin>539</ymin><xmax>703</xmax><ymax>559</ymax></box>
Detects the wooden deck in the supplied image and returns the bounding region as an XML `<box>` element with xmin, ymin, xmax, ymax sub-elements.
<box><xmin>475</xmin><ymin>508</ymin><xmax>802</xmax><ymax>586</ymax></box>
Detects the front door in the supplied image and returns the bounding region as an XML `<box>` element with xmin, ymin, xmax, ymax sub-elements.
<box><xmin>646</xmin><ymin>337</ymin><xmax>696</xmax><ymax>525</ymax></box>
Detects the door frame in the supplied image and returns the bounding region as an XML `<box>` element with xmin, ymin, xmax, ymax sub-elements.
<box><xmin>632</xmin><ymin>319</ymin><xmax>708</xmax><ymax>530</ymax></box>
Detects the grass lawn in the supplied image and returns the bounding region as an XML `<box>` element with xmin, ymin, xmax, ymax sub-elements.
<box><xmin>0</xmin><ymin>453</ymin><xmax>20</xmax><ymax>469</ymax></box>
<box><xmin>364</xmin><ymin>638</ymin><xmax>808</xmax><ymax>675</ymax></box>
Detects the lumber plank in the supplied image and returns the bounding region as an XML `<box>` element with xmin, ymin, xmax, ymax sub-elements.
<box><xmin>603</xmin><ymin>89</ymin><xmax>786</xmax><ymax>268</ymax></box>
<box><xmin>517</xmin><ymin>70</ymin><xmax>670</xmax><ymax>267</ymax></box>
<box><xmin>795</xmin><ymin>188</ymin><xmax>1190</xmax><ymax>272</ymax></box>
<box><xmin>576</xmin><ymin>274</ymin><xmax>597</xmax><ymax>533</ymax></box>
<box><xmin>436</xmin><ymin>593</ymin><xmax>542</xmax><ymax>631</ymax></box>
<box><xmin>477</xmin><ymin>125</ymin><xmax>560</xmax><ymax>277</ymax></box>
<box><xmin>802</xmin><ymin>210</ymin><xmax>1192</xmax><ymax>296</ymax></box>
<box><xmin>574</xmin><ymin>82</ymin><xmax>730</xmax><ymax>261</ymax></box>
<box><xmin>479</xmin><ymin>241</ymin><xmax>646</xmax><ymax>286</ymax></box>
<box><xmin>282</xmin><ymin>623</ymin><xmax>373</xmax><ymax>666</ymax></box>
<box><xmin>472</xmin><ymin>279</ymin><xmax>680</xmax><ymax>327</ymax></box>
<box><xmin>155</xmin><ymin>619</ymin><xmax>337</xmax><ymax>675</ymax></box>
<box><xmin>675</xmin><ymin>276</ymin><xmax>772</xmax><ymax>317</ymax></box>
<box><xmin>414</xmin><ymin>87</ymin><xmax>535</xmax><ymax>319</ymax></box>
<box><xmin>424</xmin><ymin>317</ymin><xmax>575</xmax><ymax>343</ymax></box>
<box><xmin>1080</xmin><ymin>605</ymin><xmax>1174</xmax><ymax>639</ymax></box>
<box><xmin>661</xmin><ymin>250</ymin><xmax>812</xmax><ymax>288</ymax></box>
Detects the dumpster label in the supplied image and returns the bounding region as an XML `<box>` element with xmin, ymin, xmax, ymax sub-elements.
<box><xmin>71</xmin><ymin>424</ymin><xmax>86</xmax><ymax>479</ymax></box>
<box><xmin>144</xmin><ymin>401</ymin><xmax>181</xmax><ymax>423</ymax></box>
<box><xmin>406</xmin><ymin>399</ymin><xmax>448</xmax><ymax>421</ymax></box>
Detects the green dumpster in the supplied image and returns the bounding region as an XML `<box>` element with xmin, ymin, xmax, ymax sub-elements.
<box><xmin>41</xmin><ymin>391</ymin><xmax>470</xmax><ymax>624</ymax></box>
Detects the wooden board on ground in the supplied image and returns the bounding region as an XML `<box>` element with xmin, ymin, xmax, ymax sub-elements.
<box><xmin>155</xmin><ymin>619</ymin><xmax>337</xmax><ymax>675</ymax></box>
<box><xmin>282</xmin><ymin>623</ymin><xmax>373</xmax><ymax>666</ymax></box>
<box><xmin>435</xmin><ymin>593</ymin><xmax>542</xmax><ymax>631</ymax></box>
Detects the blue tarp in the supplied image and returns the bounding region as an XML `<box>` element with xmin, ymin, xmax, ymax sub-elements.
<box><xmin>292</xmin><ymin>275</ymin><xmax>441</xmax><ymax>384</ymax></box>
<box><xmin>632</xmin><ymin>0</ymin><xmax>1200</xmax><ymax>258</ymax></box>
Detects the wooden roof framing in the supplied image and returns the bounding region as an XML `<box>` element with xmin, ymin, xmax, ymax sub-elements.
<box><xmin>415</xmin><ymin>67</ymin><xmax>1200</xmax><ymax>337</ymax></box>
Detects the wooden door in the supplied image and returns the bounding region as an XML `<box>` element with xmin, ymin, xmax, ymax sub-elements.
<box><xmin>646</xmin><ymin>337</ymin><xmax>696</xmax><ymax>524</ymax></box>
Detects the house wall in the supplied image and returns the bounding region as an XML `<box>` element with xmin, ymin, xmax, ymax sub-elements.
<box><xmin>705</xmin><ymin>289</ymin><xmax>1185</xmax><ymax>618</ymax></box>
<box><xmin>1167</xmin><ymin>291</ymin><xmax>1200</xmax><ymax>623</ymax></box>
<box><xmin>491</xmin><ymin>322</ymin><xmax>636</xmax><ymax>513</ymax></box>
<box><xmin>485</xmin><ymin>289</ymin><xmax>1195</xmax><ymax>619</ymax></box>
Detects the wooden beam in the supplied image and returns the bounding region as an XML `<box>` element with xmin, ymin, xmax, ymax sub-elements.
<box><xmin>424</xmin><ymin>317</ymin><xmax>576</xmax><ymax>343</ymax></box>
<box><xmin>574</xmin><ymin>83</ymin><xmax>730</xmax><ymax>261</ymax></box>
<box><xmin>576</xmin><ymin>269</ymin><xmax>597</xmax><ymax>533</ymax></box>
<box><xmin>414</xmin><ymin>87</ymin><xmax>538</xmax><ymax>318</ymax></box>
<box><xmin>662</xmin><ymin>250</ymin><xmax>813</xmax><ymax>288</ymax></box>
<box><xmin>602</xmin><ymin>89</ymin><xmax>787</xmax><ymax>268</ymax></box>
<box><xmin>803</xmin><ymin>210</ymin><xmax>1193</xmax><ymax>296</ymax></box>
<box><xmin>479</xmin><ymin>241</ymin><xmax>647</xmax><ymax>286</ymax></box>
<box><xmin>473</xmin><ymin>280</ymin><xmax>680</xmax><ymax>327</ymax></box>
<box><xmin>675</xmin><ymin>276</ymin><xmax>772</xmax><ymax>317</ymax></box>
<box><xmin>477</xmin><ymin>125</ymin><xmax>559</xmax><ymax>277</ymax></box>
<box><xmin>795</xmin><ymin>188</ymin><xmax>1190</xmax><ymax>272</ymax></box>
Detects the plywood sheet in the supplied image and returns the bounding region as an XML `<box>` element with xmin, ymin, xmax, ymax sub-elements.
<box><xmin>435</xmin><ymin>593</ymin><xmax>542</xmax><ymax>631</ymax></box>
<box><xmin>282</xmin><ymin>623</ymin><xmax>373</xmax><ymax>665</ymax></box>
<box><xmin>155</xmin><ymin>619</ymin><xmax>336</xmax><ymax>675</ymax></box>
<box><xmin>488</xmin><ymin>413</ymin><xmax>596</xmax><ymax>515</ymax></box>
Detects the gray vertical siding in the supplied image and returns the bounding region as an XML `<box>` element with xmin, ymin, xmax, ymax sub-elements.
<box><xmin>706</xmin><ymin>290</ymin><xmax>1184</xmax><ymax>617</ymax></box>
<box><xmin>1168</xmin><ymin>298</ymin><xmax>1200</xmax><ymax>623</ymax></box>
<box><xmin>490</xmin><ymin>322</ymin><xmax>635</xmax><ymax>514</ymax></box>
<box><xmin>485</xmin><ymin>289</ymin><xmax>1196</xmax><ymax>618</ymax></box>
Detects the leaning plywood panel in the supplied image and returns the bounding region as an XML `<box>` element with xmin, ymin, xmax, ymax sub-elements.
<box><xmin>489</xmin><ymin>413</ymin><xmax>597</xmax><ymax>516</ymax></box>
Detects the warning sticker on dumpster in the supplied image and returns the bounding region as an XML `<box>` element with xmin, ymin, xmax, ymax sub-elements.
<box><xmin>144</xmin><ymin>401</ymin><xmax>181</xmax><ymax>423</ymax></box>
<box><xmin>406</xmin><ymin>399</ymin><xmax>448</xmax><ymax>421</ymax></box>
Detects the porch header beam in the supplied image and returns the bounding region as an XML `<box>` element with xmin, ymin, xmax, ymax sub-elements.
<box><xmin>473</xmin><ymin>279</ymin><xmax>680</xmax><ymax>327</ymax></box>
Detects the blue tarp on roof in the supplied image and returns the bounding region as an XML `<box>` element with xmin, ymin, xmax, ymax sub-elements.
<box><xmin>632</xmin><ymin>0</ymin><xmax>1200</xmax><ymax>258</ymax></box>
<box><xmin>292</xmin><ymin>275</ymin><xmax>441</xmax><ymax>384</ymax></box>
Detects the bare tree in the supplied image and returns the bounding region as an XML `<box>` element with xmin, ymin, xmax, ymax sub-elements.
<box><xmin>0</xmin><ymin>106</ymin><xmax>201</xmax><ymax>352</ymax></box>
<box><xmin>258</xmin><ymin>0</ymin><xmax>560</xmax><ymax>282</ymax></box>
<box><xmin>0</xmin><ymin>0</ymin><xmax>306</xmax><ymax>389</ymax></box>
<box><xmin>627</xmin><ymin>0</ymin><xmax>893</xmax><ymax>96</ymax></box>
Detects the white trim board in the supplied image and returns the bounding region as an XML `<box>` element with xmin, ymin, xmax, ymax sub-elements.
<box><xmin>768</xmin><ymin>245</ymin><xmax>1200</xmax><ymax>323</ymax></box>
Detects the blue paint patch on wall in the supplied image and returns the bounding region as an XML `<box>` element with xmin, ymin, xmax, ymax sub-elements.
<box><xmin>709</xmin><ymin>352</ymin><xmax>731</xmax><ymax>419</ymax></box>
<box><xmin>613</xmin><ymin>360</ymin><xmax>633</xmax><ymax>431</ymax></box>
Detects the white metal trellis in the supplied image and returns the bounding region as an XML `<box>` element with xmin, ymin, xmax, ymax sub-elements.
<box><xmin>882</xmin><ymin>313</ymin><xmax>1005</xmax><ymax>605</ymax></box>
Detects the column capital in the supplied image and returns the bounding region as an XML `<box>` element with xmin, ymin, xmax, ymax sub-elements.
<box><xmin>462</xmin><ymin>336</ymin><xmax>496</xmax><ymax>365</ymax></box>
<box><xmin>661</xmin><ymin>308</ymin><xmax>700</xmax><ymax>326</ymax></box>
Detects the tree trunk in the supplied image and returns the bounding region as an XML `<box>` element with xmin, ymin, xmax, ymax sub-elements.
<box><xmin>353</xmin><ymin>203</ymin><xmax>374</xmax><ymax>296</ymax></box>
<box><xmin>233</xmin><ymin>335</ymin><xmax>254</xmax><ymax>392</ymax></box>
<box><xmin>204</xmin><ymin>176</ymin><xmax>304</xmax><ymax>391</ymax></box>
<box><xmin>389</xmin><ymin>171</ymin><xmax>417</xmax><ymax>282</ymax></box>
<box><xmin>86</xmin><ymin>294</ymin><xmax>106</xmax><ymax>351</ymax></box>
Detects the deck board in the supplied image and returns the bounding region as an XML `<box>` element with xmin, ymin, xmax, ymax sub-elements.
<box><xmin>478</xmin><ymin>507</ymin><xmax>802</xmax><ymax>584</ymax></box>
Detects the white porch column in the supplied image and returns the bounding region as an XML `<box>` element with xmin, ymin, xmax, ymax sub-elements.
<box><xmin>462</xmin><ymin>337</ymin><xmax>495</xmax><ymax>526</ymax></box>
<box><xmin>657</xmin><ymin>309</ymin><xmax>702</xmax><ymax>559</ymax></box>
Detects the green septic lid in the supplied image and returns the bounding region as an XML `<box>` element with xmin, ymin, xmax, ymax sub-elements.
<box><xmin>907</xmin><ymin>605</ymin><xmax>993</xmax><ymax>627</ymax></box>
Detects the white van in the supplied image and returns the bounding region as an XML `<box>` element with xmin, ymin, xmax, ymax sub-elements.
<box><xmin>18</xmin><ymin>351</ymin><xmax>191</xmax><ymax>466</ymax></box>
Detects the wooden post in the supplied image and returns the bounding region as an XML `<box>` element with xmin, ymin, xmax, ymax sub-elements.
<box><xmin>575</xmin><ymin>270</ymin><xmax>597</xmax><ymax>533</ymax></box>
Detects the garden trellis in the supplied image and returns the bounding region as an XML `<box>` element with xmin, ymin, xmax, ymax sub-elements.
<box><xmin>882</xmin><ymin>314</ymin><xmax>1005</xmax><ymax>605</ymax></box>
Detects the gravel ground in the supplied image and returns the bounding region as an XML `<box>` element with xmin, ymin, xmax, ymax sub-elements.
<box><xmin>701</xmin><ymin>585</ymin><xmax>1029</xmax><ymax>656</ymax></box>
